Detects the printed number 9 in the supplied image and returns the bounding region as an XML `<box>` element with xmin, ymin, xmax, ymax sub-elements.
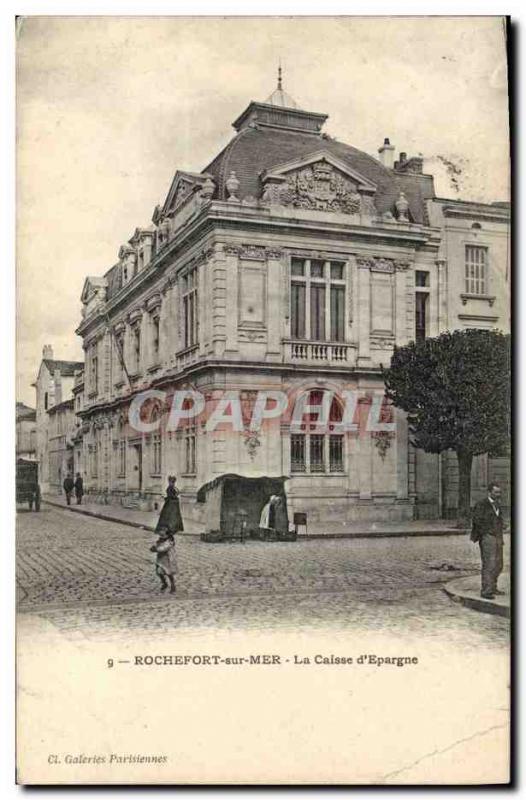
<box><xmin>107</xmin><ymin>658</ymin><xmax>114</xmax><ymax>668</ymax></box>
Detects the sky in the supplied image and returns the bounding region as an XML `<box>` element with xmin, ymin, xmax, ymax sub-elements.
<box><xmin>16</xmin><ymin>15</ymin><xmax>509</xmax><ymax>406</ymax></box>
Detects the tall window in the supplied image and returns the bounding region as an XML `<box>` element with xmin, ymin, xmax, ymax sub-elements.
<box><xmin>114</xmin><ymin>331</ymin><xmax>125</xmax><ymax>382</ymax></box>
<box><xmin>90</xmin><ymin>443</ymin><xmax>98</xmax><ymax>478</ymax></box>
<box><xmin>415</xmin><ymin>292</ymin><xmax>428</xmax><ymax>342</ymax></box>
<box><xmin>183</xmin><ymin>266</ymin><xmax>199</xmax><ymax>349</ymax></box>
<box><xmin>465</xmin><ymin>245</ymin><xmax>488</xmax><ymax>295</ymax></box>
<box><xmin>290</xmin><ymin>391</ymin><xmax>344</xmax><ymax>474</ymax></box>
<box><xmin>118</xmin><ymin>440</ymin><xmax>126</xmax><ymax>477</ymax></box>
<box><xmin>185</xmin><ymin>424</ymin><xmax>197</xmax><ymax>474</ymax></box>
<box><xmin>151</xmin><ymin>315</ymin><xmax>160</xmax><ymax>364</ymax></box>
<box><xmin>290</xmin><ymin>258</ymin><xmax>346</xmax><ymax>342</ymax></box>
<box><xmin>132</xmin><ymin>324</ymin><xmax>141</xmax><ymax>373</ymax></box>
<box><xmin>90</xmin><ymin>345</ymin><xmax>98</xmax><ymax>395</ymax></box>
<box><xmin>151</xmin><ymin>433</ymin><xmax>162</xmax><ymax>476</ymax></box>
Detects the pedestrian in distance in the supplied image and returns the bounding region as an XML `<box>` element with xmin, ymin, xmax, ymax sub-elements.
<box><xmin>470</xmin><ymin>482</ymin><xmax>506</xmax><ymax>599</ymax></box>
<box><xmin>63</xmin><ymin>474</ymin><xmax>74</xmax><ymax>506</ymax></box>
<box><xmin>74</xmin><ymin>472</ymin><xmax>84</xmax><ymax>505</ymax></box>
<box><xmin>150</xmin><ymin>527</ymin><xmax>176</xmax><ymax>593</ymax></box>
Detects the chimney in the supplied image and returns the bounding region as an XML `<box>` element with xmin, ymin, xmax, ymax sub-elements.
<box><xmin>43</xmin><ymin>344</ymin><xmax>54</xmax><ymax>360</ymax></box>
<box><xmin>378</xmin><ymin>137</ymin><xmax>395</xmax><ymax>169</ymax></box>
<box><xmin>394</xmin><ymin>152</ymin><xmax>424</xmax><ymax>174</ymax></box>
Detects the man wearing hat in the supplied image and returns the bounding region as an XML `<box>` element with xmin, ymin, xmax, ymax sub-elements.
<box><xmin>471</xmin><ymin>482</ymin><xmax>505</xmax><ymax>599</ymax></box>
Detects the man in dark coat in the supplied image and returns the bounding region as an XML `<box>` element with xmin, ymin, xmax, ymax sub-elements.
<box><xmin>74</xmin><ymin>473</ymin><xmax>84</xmax><ymax>505</ymax></box>
<box><xmin>63</xmin><ymin>474</ymin><xmax>74</xmax><ymax>505</ymax></box>
<box><xmin>471</xmin><ymin>483</ymin><xmax>505</xmax><ymax>599</ymax></box>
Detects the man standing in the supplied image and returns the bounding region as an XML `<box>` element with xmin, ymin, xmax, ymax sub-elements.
<box><xmin>74</xmin><ymin>472</ymin><xmax>84</xmax><ymax>505</ymax></box>
<box><xmin>63</xmin><ymin>473</ymin><xmax>74</xmax><ymax>506</ymax></box>
<box><xmin>471</xmin><ymin>483</ymin><xmax>505</xmax><ymax>599</ymax></box>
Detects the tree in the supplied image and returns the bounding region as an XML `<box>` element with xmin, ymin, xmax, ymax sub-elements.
<box><xmin>382</xmin><ymin>329</ymin><xmax>510</xmax><ymax>523</ymax></box>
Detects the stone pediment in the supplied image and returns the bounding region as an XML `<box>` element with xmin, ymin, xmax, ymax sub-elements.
<box><xmin>81</xmin><ymin>276</ymin><xmax>107</xmax><ymax>305</ymax></box>
<box><xmin>260</xmin><ymin>150</ymin><xmax>377</xmax><ymax>215</ymax></box>
<box><xmin>161</xmin><ymin>171</ymin><xmax>215</xmax><ymax>217</ymax></box>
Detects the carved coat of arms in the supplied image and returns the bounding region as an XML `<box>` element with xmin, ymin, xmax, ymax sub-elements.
<box><xmin>277</xmin><ymin>161</ymin><xmax>362</xmax><ymax>214</ymax></box>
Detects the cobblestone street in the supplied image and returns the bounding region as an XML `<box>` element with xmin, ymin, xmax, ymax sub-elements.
<box><xmin>17</xmin><ymin>506</ymin><xmax>510</xmax><ymax>646</ymax></box>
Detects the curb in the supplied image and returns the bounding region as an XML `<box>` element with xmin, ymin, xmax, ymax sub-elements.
<box><xmin>42</xmin><ymin>499</ymin><xmax>465</xmax><ymax>540</ymax></box>
<box><xmin>42</xmin><ymin>499</ymin><xmax>157</xmax><ymax>532</ymax></box>
<box><xmin>442</xmin><ymin>578</ymin><xmax>510</xmax><ymax>619</ymax></box>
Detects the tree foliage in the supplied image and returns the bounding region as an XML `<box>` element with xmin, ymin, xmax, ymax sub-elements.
<box><xmin>382</xmin><ymin>329</ymin><xmax>511</xmax><ymax>458</ymax></box>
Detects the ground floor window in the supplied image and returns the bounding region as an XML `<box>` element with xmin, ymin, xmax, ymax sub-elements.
<box><xmin>291</xmin><ymin>433</ymin><xmax>344</xmax><ymax>473</ymax></box>
<box><xmin>89</xmin><ymin>444</ymin><xmax>98</xmax><ymax>478</ymax></box>
<box><xmin>290</xmin><ymin>390</ymin><xmax>345</xmax><ymax>474</ymax></box>
<box><xmin>151</xmin><ymin>433</ymin><xmax>162</xmax><ymax>476</ymax></box>
<box><xmin>184</xmin><ymin>425</ymin><xmax>196</xmax><ymax>475</ymax></box>
<box><xmin>118</xmin><ymin>439</ymin><xmax>126</xmax><ymax>477</ymax></box>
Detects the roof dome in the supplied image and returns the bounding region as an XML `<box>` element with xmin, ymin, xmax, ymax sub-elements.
<box><xmin>265</xmin><ymin>68</ymin><xmax>298</xmax><ymax>109</ymax></box>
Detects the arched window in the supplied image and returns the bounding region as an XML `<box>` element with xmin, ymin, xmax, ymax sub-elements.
<box><xmin>290</xmin><ymin>390</ymin><xmax>344</xmax><ymax>474</ymax></box>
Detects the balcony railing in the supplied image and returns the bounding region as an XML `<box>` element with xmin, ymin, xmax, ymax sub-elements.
<box><xmin>176</xmin><ymin>344</ymin><xmax>200</xmax><ymax>372</ymax></box>
<box><xmin>284</xmin><ymin>340</ymin><xmax>356</xmax><ymax>365</ymax></box>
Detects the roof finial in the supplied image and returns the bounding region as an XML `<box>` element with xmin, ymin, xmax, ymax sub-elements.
<box><xmin>277</xmin><ymin>60</ymin><xmax>282</xmax><ymax>91</ymax></box>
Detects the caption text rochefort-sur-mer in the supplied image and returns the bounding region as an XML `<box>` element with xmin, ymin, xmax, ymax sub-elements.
<box><xmin>128</xmin><ymin>654</ymin><xmax>419</xmax><ymax>667</ymax></box>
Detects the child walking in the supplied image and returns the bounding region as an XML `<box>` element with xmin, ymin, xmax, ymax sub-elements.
<box><xmin>150</xmin><ymin>527</ymin><xmax>177</xmax><ymax>594</ymax></box>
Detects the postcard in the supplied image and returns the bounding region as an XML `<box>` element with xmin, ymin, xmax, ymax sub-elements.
<box><xmin>16</xmin><ymin>15</ymin><xmax>511</xmax><ymax>785</ymax></box>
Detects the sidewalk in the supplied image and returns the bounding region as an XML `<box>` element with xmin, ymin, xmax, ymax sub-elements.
<box><xmin>42</xmin><ymin>495</ymin><xmax>466</xmax><ymax>539</ymax></box>
<box><xmin>443</xmin><ymin>574</ymin><xmax>510</xmax><ymax>618</ymax></box>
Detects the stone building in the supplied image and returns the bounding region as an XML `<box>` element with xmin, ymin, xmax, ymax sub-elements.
<box><xmin>416</xmin><ymin>197</ymin><xmax>511</xmax><ymax>516</ymax></box>
<box><xmin>32</xmin><ymin>345</ymin><xmax>84</xmax><ymax>493</ymax></box>
<box><xmin>16</xmin><ymin>402</ymin><xmax>37</xmax><ymax>460</ymax></box>
<box><xmin>46</xmin><ymin>398</ymin><xmax>77</xmax><ymax>492</ymax></box>
<box><xmin>75</xmin><ymin>79</ymin><xmax>510</xmax><ymax>528</ymax></box>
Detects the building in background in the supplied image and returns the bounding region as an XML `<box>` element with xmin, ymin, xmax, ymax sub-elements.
<box><xmin>415</xmin><ymin>197</ymin><xmax>511</xmax><ymax>517</ymax></box>
<box><xmin>74</xmin><ymin>78</ymin><xmax>510</xmax><ymax>526</ymax></box>
<box><xmin>32</xmin><ymin>345</ymin><xmax>84</xmax><ymax>493</ymax></box>
<box><xmin>47</xmin><ymin>398</ymin><xmax>77</xmax><ymax>492</ymax></box>
<box><xmin>16</xmin><ymin>402</ymin><xmax>37</xmax><ymax>460</ymax></box>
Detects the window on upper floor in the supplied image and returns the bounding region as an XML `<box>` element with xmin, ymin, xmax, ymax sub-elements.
<box><xmin>44</xmin><ymin>392</ymin><xmax>48</xmax><ymax>410</ymax></box>
<box><xmin>465</xmin><ymin>245</ymin><xmax>488</xmax><ymax>296</ymax></box>
<box><xmin>151</xmin><ymin>314</ymin><xmax>160</xmax><ymax>364</ymax></box>
<box><xmin>290</xmin><ymin>258</ymin><xmax>346</xmax><ymax>342</ymax></box>
<box><xmin>113</xmin><ymin>331</ymin><xmax>125</xmax><ymax>382</ymax></box>
<box><xmin>415</xmin><ymin>271</ymin><xmax>430</xmax><ymax>287</ymax></box>
<box><xmin>132</xmin><ymin>324</ymin><xmax>141</xmax><ymax>373</ymax></box>
<box><xmin>182</xmin><ymin>267</ymin><xmax>199</xmax><ymax>349</ymax></box>
<box><xmin>89</xmin><ymin>346</ymin><xmax>98</xmax><ymax>395</ymax></box>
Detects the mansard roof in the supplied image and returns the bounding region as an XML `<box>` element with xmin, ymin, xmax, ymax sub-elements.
<box><xmin>202</xmin><ymin>125</ymin><xmax>435</xmax><ymax>224</ymax></box>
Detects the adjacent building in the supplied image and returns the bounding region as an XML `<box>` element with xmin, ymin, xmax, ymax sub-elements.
<box><xmin>32</xmin><ymin>346</ymin><xmax>84</xmax><ymax>493</ymax></box>
<box><xmin>16</xmin><ymin>402</ymin><xmax>37</xmax><ymax>460</ymax></box>
<box><xmin>74</xmin><ymin>79</ymin><xmax>510</xmax><ymax>527</ymax></box>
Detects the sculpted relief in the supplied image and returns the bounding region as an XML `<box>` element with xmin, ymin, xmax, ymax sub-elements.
<box><xmin>262</xmin><ymin>160</ymin><xmax>373</xmax><ymax>215</ymax></box>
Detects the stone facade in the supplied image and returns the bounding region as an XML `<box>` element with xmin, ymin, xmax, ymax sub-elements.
<box><xmin>46</xmin><ymin>398</ymin><xmax>76</xmax><ymax>492</ymax></box>
<box><xmin>74</xmin><ymin>85</ymin><xmax>510</xmax><ymax>527</ymax></box>
<box><xmin>32</xmin><ymin>346</ymin><xmax>83</xmax><ymax>493</ymax></box>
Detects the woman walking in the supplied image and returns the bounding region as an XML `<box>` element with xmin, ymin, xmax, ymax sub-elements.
<box><xmin>151</xmin><ymin>476</ymin><xmax>184</xmax><ymax>594</ymax></box>
<box><xmin>156</xmin><ymin>475</ymin><xmax>184</xmax><ymax>535</ymax></box>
